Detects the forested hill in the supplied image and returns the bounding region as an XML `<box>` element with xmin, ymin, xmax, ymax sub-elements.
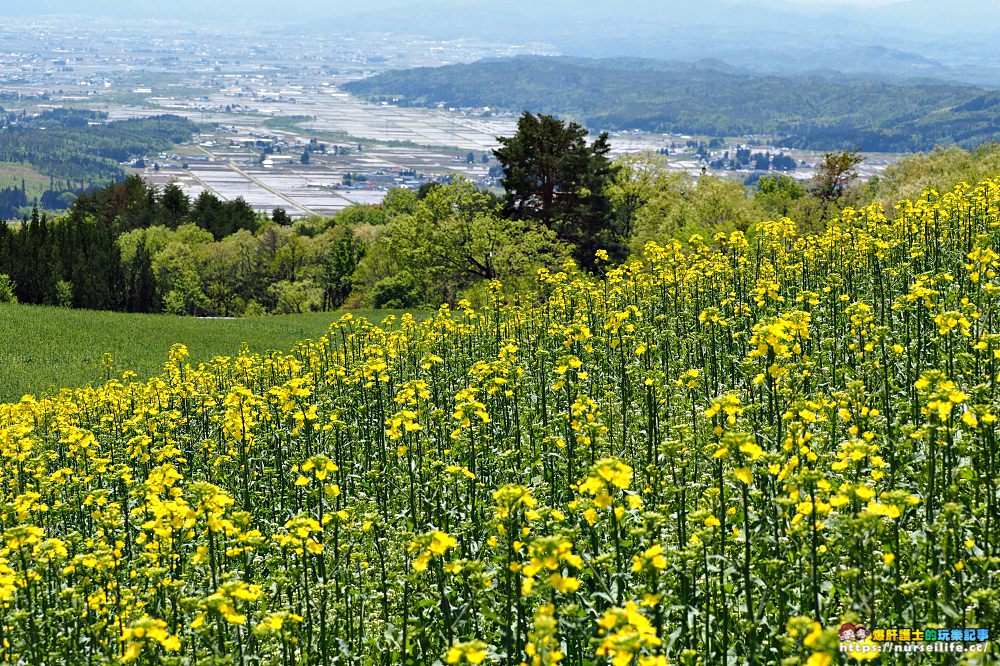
<box><xmin>343</xmin><ymin>57</ymin><xmax>1000</xmax><ymax>152</ymax></box>
<box><xmin>0</xmin><ymin>110</ymin><xmax>199</xmax><ymax>219</ymax></box>
<box><xmin>0</xmin><ymin>110</ymin><xmax>199</xmax><ymax>183</ymax></box>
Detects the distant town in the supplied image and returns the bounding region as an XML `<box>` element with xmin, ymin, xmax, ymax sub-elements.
<box><xmin>0</xmin><ymin>16</ymin><xmax>900</xmax><ymax>219</ymax></box>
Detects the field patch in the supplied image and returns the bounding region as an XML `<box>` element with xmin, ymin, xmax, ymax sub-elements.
<box><xmin>0</xmin><ymin>304</ymin><xmax>409</xmax><ymax>401</ymax></box>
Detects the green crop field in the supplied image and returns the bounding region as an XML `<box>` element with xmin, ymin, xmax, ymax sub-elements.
<box><xmin>0</xmin><ymin>304</ymin><xmax>411</xmax><ymax>402</ymax></box>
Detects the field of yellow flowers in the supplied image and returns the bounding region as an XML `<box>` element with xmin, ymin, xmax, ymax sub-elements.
<box><xmin>2</xmin><ymin>179</ymin><xmax>1000</xmax><ymax>665</ymax></box>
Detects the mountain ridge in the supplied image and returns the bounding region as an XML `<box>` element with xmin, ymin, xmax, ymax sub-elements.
<box><xmin>342</xmin><ymin>56</ymin><xmax>1000</xmax><ymax>152</ymax></box>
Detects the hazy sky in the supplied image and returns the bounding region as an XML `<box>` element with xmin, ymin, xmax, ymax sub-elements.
<box><xmin>4</xmin><ymin>0</ymin><xmax>995</xmax><ymax>40</ymax></box>
<box><xmin>746</xmin><ymin>0</ymin><xmax>899</xmax><ymax>7</ymax></box>
<box><xmin>783</xmin><ymin>0</ymin><xmax>897</xmax><ymax>4</ymax></box>
<box><xmin>3</xmin><ymin>0</ymin><xmax>905</xmax><ymax>15</ymax></box>
<box><xmin>784</xmin><ymin>0</ymin><xmax>896</xmax><ymax>3</ymax></box>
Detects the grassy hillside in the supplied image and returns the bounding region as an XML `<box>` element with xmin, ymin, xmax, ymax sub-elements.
<box><xmin>874</xmin><ymin>142</ymin><xmax>1000</xmax><ymax>205</ymax></box>
<box><xmin>0</xmin><ymin>304</ymin><xmax>409</xmax><ymax>401</ymax></box>
<box><xmin>0</xmin><ymin>162</ymin><xmax>50</xmax><ymax>200</ymax></box>
<box><xmin>344</xmin><ymin>56</ymin><xmax>1000</xmax><ymax>152</ymax></box>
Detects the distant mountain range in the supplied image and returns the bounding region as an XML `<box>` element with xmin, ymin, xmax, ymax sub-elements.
<box><xmin>321</xmin><ymin>0</ymin><xmax>1000</xmax><ymax>85</ymax></box>
<box><xmin>9</xmin><ymin>0</ymin><xmax>1000</xmax><ymax>86</ymax></box>
<box><xmin>342</xmin><ymin>56</ymin><xmax>1000</xmax><ymax>152</ymax></box>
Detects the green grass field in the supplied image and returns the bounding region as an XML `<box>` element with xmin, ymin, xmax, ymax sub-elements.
<box><xmin>0</xmin><ymin>162</ymin><xmax>51</xmax><ymax>201</ymax></box>
<box><xmin>0</xmin><ymin>304</ymin><xmax>409</xmax><ymax>402</ymax></box>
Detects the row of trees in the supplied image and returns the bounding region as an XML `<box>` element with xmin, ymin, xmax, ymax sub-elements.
<box><xmin>114</xmin><ymin>218</ymin><xmax>366</xmax><ymax>316</ymax></box>
<box><xmin>1</xmin><ymin>112</ymin><xmax>870</xmax><ymax>315</ymax></box>
<box><xmin>351</xmin><ymin>115</ymin><xmax>867</xmax><ymax>307</ymax></box>
<box><xmin>0</xmin><ymin>178</ymin><xmax>103</xmax><ymax>222</ymax></box>
<box><xmin>0</xmin><ymin>177</ymin><xmax>366</xmax><ymax>315</ymax></box>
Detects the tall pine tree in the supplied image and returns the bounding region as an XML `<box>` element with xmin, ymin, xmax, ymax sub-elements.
<box><xmin>493</xmin><ymin>112</ymin><xmax>624</xmax><ymax>268</ymax></box>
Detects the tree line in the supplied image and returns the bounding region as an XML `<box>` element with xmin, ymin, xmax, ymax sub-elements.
<box><xmin>0</xmin><ymin>112</ymin><xmax>893</xmax><ymax>315</ymax></box>
<box><xmin>0</xmin><ymin>177</ymin><xmax>366</xmax><ymax>315</ymax></box>
<box><xmin>0</xmin><ymin>180</ymin><xmax>98</xmax><ymax>220</ymax></box>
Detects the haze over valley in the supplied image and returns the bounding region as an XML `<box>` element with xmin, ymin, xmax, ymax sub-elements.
<box><xmin>4</xmin><ymin>1</ymin><xmax>974</xmax><ymax>219</ymax></box>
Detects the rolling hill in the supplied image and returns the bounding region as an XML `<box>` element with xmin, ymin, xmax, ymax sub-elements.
<box><xmin>343</xmin><ymin>56</ymin><xmax>1000</xmax><ymax>152</ymax></box>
